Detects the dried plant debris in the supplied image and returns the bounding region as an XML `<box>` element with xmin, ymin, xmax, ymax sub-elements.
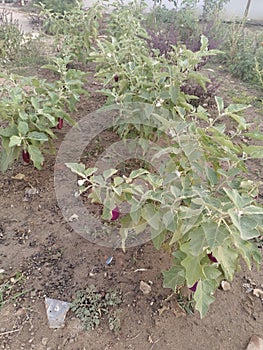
<box><xmin>242</xmin><ymin>277</ymin><xmax>263</xmax><ymax>301</ymax></box>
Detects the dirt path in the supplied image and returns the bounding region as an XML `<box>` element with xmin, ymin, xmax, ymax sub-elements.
<box><xmin>0</xmin><ymin>3</ymin><xmax>38</xmax><ymax>35</ymax></box>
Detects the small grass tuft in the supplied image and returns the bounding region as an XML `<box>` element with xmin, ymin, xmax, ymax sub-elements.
<box><xmin>70</xmin><ymin>285</ymin><xmax>122</xmax><ymax>332</ymax></box>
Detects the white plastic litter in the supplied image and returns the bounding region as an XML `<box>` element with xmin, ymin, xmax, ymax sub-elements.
<box><xmin>45</xmin><ymin>297</ymin><xmax>70</xmax><ymax>329</ymax></box>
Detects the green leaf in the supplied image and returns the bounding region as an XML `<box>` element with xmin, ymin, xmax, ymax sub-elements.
<box><xmin>189</xmin><ymin>226</ymin><xmax>208</xmax><ymax>256</ymax></box>
<box><xmin>162</xmin><ymin>210</ymin><xmax>177</xmax><ymax>232</ymax></box>
<box><xmin>244</xmin><ymin>132</ymin><xmax>263</xmax><ymax>141</ymax></box>
<box><xmin>215</xmin><ymin>96</ymin><xmax>224</xmax><ymax>114</ymax></box>
<box><xmin>202</xmin><ymin>222</ymin><xmax>228</xmax><ymax>249</ymax></box>
<box><xmin>205</xmin><ymin>167</ymin><xmax>218</xmax><ymax>186</ymax></box>
<box><xmin>141</xmin><ymin>204</ymin><xmax>160</xmax><ymax>230</ymax></box>
<box><xmin>213</xmin><ymin>245</ymin><xmax>238</xmax><ymax>281</ymax></box>
<box><xmin>169</xmin><ymin>85</ymin><xmax>179</xmax><ymax>105</ymax></box>
<box><xmin>181</xmin><ymin>243</ymin><xmax>204</xmax><ymax>286</ymax></box>
<box><xmin>84</xmin><ymin>167</ymin><xmax>97</xmax><ymax>177</ymax></box>
<box><xmin>224</xmin><ymin>188</ymin><xmax>251</xmax><ymax>208</ymax></box>
<box><xmin>194</xmin><ymin>280</ymin><xmax>216</xmax><ymax>318</ymax></box>
<box><xmin>130</xmin><ymin>168</ymin><xmax>149</xmax><ymax>179</ymax></box>
<box><xmin>231</xmin><ymin>229</ymin><xmax>261</xmax><ymax>269</ymax></box>
<box><xmin>162</xmin><ymin>266</ymin><xmax>185</xmax><ymax>292</ymax></box>
<box><xmin>30</xmin><ymin>96</ymin><xmax>40</xmax><ymax>111</ymax></box>
<box><xmin>243</xmin><ymin>205</ymin><xmax>263</xmax><ymax>215</ymax></box>
<box><xmin>18</xmin><ymin>121</ymin><xmax>29</xmax><ymax>136</ymax></box>
<box><xmin>228</xmin><ymin>209</ymin><xmax>260</xmax><ymax>240</ymax></box>
<box><xmin>200</xmin><ymin>34</ymin><xmax>209</xmax><ymax>51</ymax></box>
<box><xmin>65</xmin><ymin>162</ymin><xmax>87</xmax><ymax>178</ymax></box>
<box><xmin>242</xmin><ymin>145</ymin><xmax>263</xmax><ymax>158</ymax></box>
<box><xmin>27</xmin><ymin>131</ymin><xmax>49</xmax><ymax>142</ymax></box>
<box><xmin>28</xmin><ymin>145</ymin><xmax>44</xmax><ymax>170</ymax></box>
<box><xmin>226</xmin><ymin>112</ymin><xmax>247</xmax><ymax>129</ymax></box>
<box><xmin>9</xmin><ymin>135</ymin><xmax>22</xmax><ymax>148</ymax></box>
<box><xmin>0</xmin><ymin>147</ymin><xmax>19</xmax><ymax>172</ymax></box>
<box><xmin>114</xmin><ymin>176</ymin><xmax>124</xmax><ymax>186</ymax></box>
<box><xmin>203</xmin><ymin>265</ymin><xmax>222</xmax><ymax>280</ymax></box>
<box><xmin>151</xmin><ymin>227</ymin><xmax>166</xmax><ymax>249</ymax></box>
<box><xmin>225</xmin><ymin>104</ymin><xmax>248</xmax><ymax>114</ymax></box>
<box><xmin>103</xmin><ymin>168</ymin><xmax>118</xmax><ymax>180</ymax></box>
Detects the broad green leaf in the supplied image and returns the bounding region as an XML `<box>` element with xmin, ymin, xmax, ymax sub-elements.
<box><xmin>65</xmin><ymin>162</ymin><xmax>86</xmax><ymax>178</ymax></box>
<box><xmin>228</xmin><ymin>209</ymin><xmax>260</xmax><ymax>240</ymax></box>
<box><xmin>162</xmin><ymin>210</ymin><xmax>177</xmax><ymax>232</ymax></box>
<box><xmin>181</xmin><ymin>255</ymin><xmax>204</xmax><ymax>287</ymax></box>
<box><xmin>215</xmin><ymin>96</ymin><xmax>224</xmax><ymax>114</ymax></box>
<box><xmin>226</xmin><ymin>113</ymin><xmax>247</xmax><ymax>129</ymax></box>
<box><xmin>205</xmin><ymin>167</ymin><xmax>218</xmax><ymax>186</ymax></box>
<box><xmin>0</xmin><ymin>147</ymin><xmax>19</xmax><ymax>172</ymax></box>
<box><xmin>200</xmin><ymin>34</ymin><xmax>209</xmax><ymax>51</ymax></box>
<box><xmin>203</xmin><ymin>265</ymin><xmax>222</xmax><ymax>280</ymax></box>
<box><xmin>162</xmin><ymin>266</ymin><xmax>185</xmax><ymax>292</ymax></box>
<box><xmin>202</xmin><ymin>222</ymin><xmax>228</xmax><ymax>249</ymax></box>
<box><xmin>0</xmin><ymin>125</ymin><xmax>18</xmax><ymax>137</ymax></box>
<box><xmin>194</xmin><ymin>280</ymin><xmax>216</xmax><ymax>318</ymax></box>
<box><xmin>27</xmin><ymin>131</ymin><xmax>49</xmax><ymax>142</ymax></box>
<box><xmin>146</xmin><ymin>173</ymin><xmax>163</xmax><ymax>189</ymax></box>
<box><xmin>189</xmin><ymin>226</ymin><xmax>208</xmax><ymax>256</ymax></box>
<box><xmin>103</xmin><ymin>168</ymin><xmax>118</xmax><ymax>180</ymax></box>
<box><xmin>225</xmin><ymin>104</ymin><xmax>248</xmax><ymax>114</ymax></box>
<box><xmin>151</xmin><ymin>227</ymin><xmax>166</xmax><ymax>249</ymax></box>
<box><xmin>28</xmin><ymin>145</ymin><xmax>44</xmax><ymax>170</ymax></box>
<box><xmin>213</xmin><ymin>245</ymin><xmax>238</xmax><ymax>281</ymax></box>
<box><xmin>181</xmin><ymin>243</ymin><xmax>204</xmax><ymax>286</ymax></box>
<box><xmin>242</xmin><ymin>205</ymin><xmax>263</xmax><ymax>216</ymax></box>
<box><xmin>101</xmin><ymin>194</ymin><xmax>115</xmax><ymax>221</ymax></box>
<box><xmin>242</xmin><ymin>145</ymin><xmax>263</xmax><ymax>158</ymax></box>
<box><xmin>130</xmin><ymin>168</ymin><xmax>149</xmax><ymax>179</ymax></box>
<box><xmin>141</xmin><ymin>204</ymin><xmax>160</xmax><ymax>230</ymax></box>
<box><xmin>18</xmin><ymin>121</ymin><xmax>28</xmax><ymax>136</ymax></box>
<box><xmin>224</xmin><ymin>188</ymin><xmax>252</xmax><ymax>208</ymax></box>
<box><xmin>30</xmin><ymin>96</ymin><xmax>40</xmax><ymax>111</ymax></box>
<box><xmin>231</xmin><ymin>229</ymin><xmax>260</xmax><ymax>269</ymax></box>
<box><xmin>114</xmin><ymin>176</ymin><xmax>124</xmax><ymax>186</ymax></box>
<box><xmin>169</xmin><ymin>85</ymin><xmax>179</xmax><ymax>105</ymax></box>
<box><xmin>130</xmin><ymin>207</ymin><xmax>141</xmax><ymax>226</ymax></box>
<box><xmin>244</xmin><ymin>132</ymin><xmax>263</xmax><ymax>141</ymax></box>
<box><xmin>180</xmin><ymin>207</ymin><xmax>203</xmax><ymax>219</ymax></box>
<box><xmin>84</xmin><ymin>167</ymin><xmax>97</xmax><ymax>177</ymax></box>
<box><xmin>9</xmin><ymin>135</ymin><xmax>22</xmax><ymax>148</ymax></box>
<box><xmin>112</xmin><ymin>186</ymin><xmax>122</xmax><ymax>196</ymax></box>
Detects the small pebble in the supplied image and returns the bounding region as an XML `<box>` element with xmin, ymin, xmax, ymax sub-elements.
<box><xmin>221</xmin><ymin>281</ymin><xmax>231</xmax><ymax>291</ymax></box>
<box><xmin>140</xmin><ymin>281</ymin><xmax>151</xmax><ymax>295</ymax></box>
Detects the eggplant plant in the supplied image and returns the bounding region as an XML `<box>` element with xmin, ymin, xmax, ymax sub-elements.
<box><xmin>67</xmin><ymin>98</ymin><xmax>263</xmax><ymax>318</ymax></box>
<box><xmin>0</xmin><ymin>56</ymin><xmax>87</xmax><ymax>171</ymax></box>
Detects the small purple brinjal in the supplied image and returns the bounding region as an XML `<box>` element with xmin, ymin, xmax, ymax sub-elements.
<box><xmin>208</xmin><ymin>253</ymin><xmax>218</xmax><ymax>263</ymax></box>
<box><xmin>189</xmin><ymin>281</ymin><xmax>198</xmax><ymax>292</ymax></box>
<box><xmin>22</xmin><ymin>150</ymin><xmax>30</xmax><ymax>163</ymax></box>
<box><xmin>114</xmin><ymin>75</ymin><xmax>119</xmax><ymax>82</ymax></box>
<box><xmin>111</xmin><ymin>207</ymin><xmax>120</xmax><ymax>221</ymax></box>
<box><xmin>57</xmin><ymin>118</ymin><xmax>64</xmax><ymax>129</ymax></box>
